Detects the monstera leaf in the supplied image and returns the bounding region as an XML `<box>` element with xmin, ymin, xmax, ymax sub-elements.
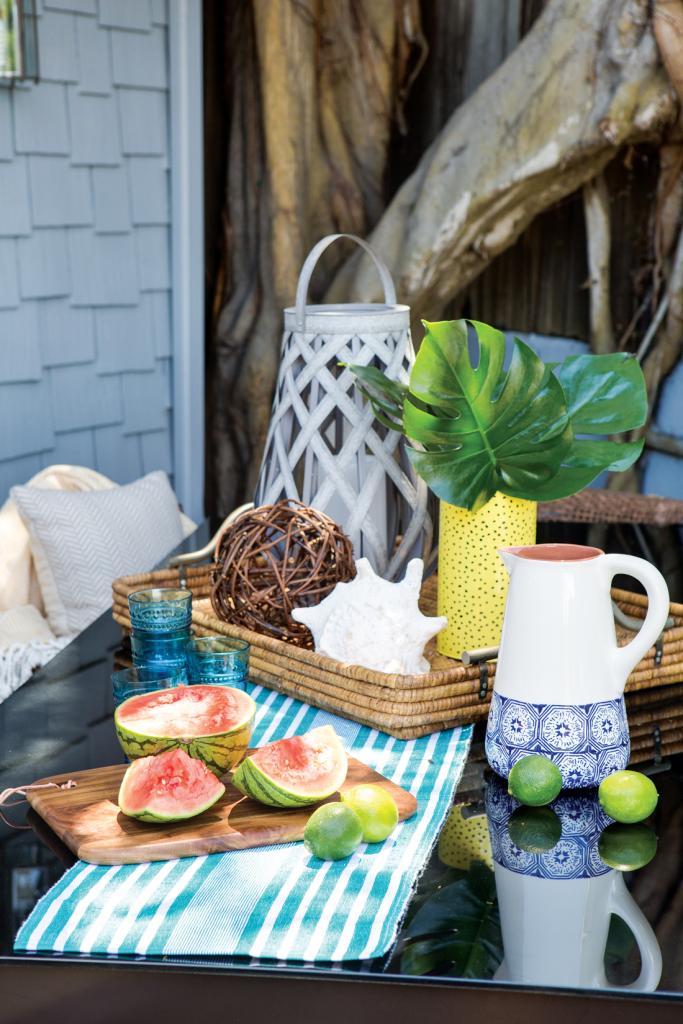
<box><xmin>515</xmin><ymin>352</ymin><xmax>646</xmax><ymax>502</ymax></box>
<box><xmin>400</xmin><ymin>861</ymin><xmax>502</xmax><ymax>979</ymax></box>
<box><xmin>404</xmin><ymin>320</ymin><xmax>573</xmax><ymax>510</ymax></box>
<box><xmin>348</xmin><ymin>320</ymin><xmax>647</xmax><ymax>511</ymax></box>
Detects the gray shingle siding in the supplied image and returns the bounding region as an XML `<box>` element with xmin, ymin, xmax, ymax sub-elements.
<box><xmin>0</xmin><ymin>241</ymin><xmax>20</xmax><ymax>308</ymax></box>
<box><xmin>27</xmin><ymin>157</ymin><xmax>93</xmax><ymax>227</ymax></box>
<box><xmin>118</xmin><ymin>88</ymin><xmax>167</xmax><ymax>154</ymax></box>
<box><xmin>98</xmin><ymin>0</ymin><xmax>152</xmax><ymax>33</ymax></box>
<box><xmin>0</xmin><ymin>2</ymin><xmax>174</xmax><ymax>501</ymax></box>
<box><xmin>0</xmin><ymin>92</ymin><xmax>12</xmax><ymax>157</ymax></box>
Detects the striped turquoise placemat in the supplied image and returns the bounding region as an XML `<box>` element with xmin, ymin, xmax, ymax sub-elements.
<box><xmin>15</xmin><ymin>683</ymin><xmax>472</xmax><ymax>961</ymax></box>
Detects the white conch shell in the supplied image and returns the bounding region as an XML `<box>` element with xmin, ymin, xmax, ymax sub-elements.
<box><xmin>291</xmin><ymin>558</ymin><xmax>447</xmax><ymax>675</ymax></box>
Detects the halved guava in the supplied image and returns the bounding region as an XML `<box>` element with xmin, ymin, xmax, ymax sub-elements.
<box><xmin>118</xmin><ymin>748</ymin><xmax>226</xmax><ymax>823</ymax></box>
<box><xmin>115</xmin><ymin>684</ymin><xmax>255</xmax><ymax>776</ymax></box>
<box><xmin>232</xmin><ymin>725</ymin><xmax>348</xmax><ymax>808</ymax></box>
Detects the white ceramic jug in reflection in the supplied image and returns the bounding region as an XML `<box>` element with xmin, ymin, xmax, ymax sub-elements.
<box><xmin>485</xmin><ymin>544</ymin><xmax>670</xmax><ymax>787</ymax></box>
<box><xmin>494</xmin><ymin>865</ymin><xmax>662</xmax><ymax>991</ymax></box>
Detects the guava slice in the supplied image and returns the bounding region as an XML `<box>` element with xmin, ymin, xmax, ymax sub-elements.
<box><xmin>232</xmin><ymin>725</ymin><xmax>348</xmax><ymax>808</ymax></box>
<box><xmin>118</xmin><ymin>748</ymin><xmax>225</xmax><ymax>823</ymax></box>
<box><xmin>115</xmin><ymin>684</ymin><xmax>255</xmax><ymax>776</ymax></box>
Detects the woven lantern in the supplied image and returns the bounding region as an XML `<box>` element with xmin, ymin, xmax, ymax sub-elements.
<box><xmin>255</xmin><ymin>233</ymin><xmax>433</xmax><ymax>580</ymax></box>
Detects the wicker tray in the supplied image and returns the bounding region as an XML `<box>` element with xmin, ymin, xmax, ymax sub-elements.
<box><xmin>112</xmin><ymin>567</ymin><xmax>683</xmax><ymax>739</ymax></box>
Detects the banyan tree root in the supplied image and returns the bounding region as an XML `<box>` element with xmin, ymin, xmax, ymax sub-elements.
<box><xmin>210</xmin><ymin>0</ymin><xmax>682</xmax><ymax>514</ymax></box>
<box><xmin>0</xmin><ymin>780</ymin><xmax>76</xmax><ymax>829</ymax></box>
<box><xmin>327</xmin><ymin>0</ymin><xmax>677</xmax><ymax>327</ymax></box>
<box><xmin>583</xmin><ymin>172</ymin><xmax>615</xmax><ymax>354</ymax></box>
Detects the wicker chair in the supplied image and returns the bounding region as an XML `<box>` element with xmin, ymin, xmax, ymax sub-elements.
<box><xmin>538</xmin><ymin>489</ymin><xmax>683</xmax><ymax>526</ymax></box>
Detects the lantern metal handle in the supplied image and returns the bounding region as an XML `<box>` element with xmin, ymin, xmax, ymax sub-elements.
<box><xmin>294</xmin><ymin>233</ymin><xmax>398</xmax><ymax>332</ymax></box>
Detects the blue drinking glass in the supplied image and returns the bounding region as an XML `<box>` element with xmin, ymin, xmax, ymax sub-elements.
<box><xmin>130</xmin><ymin>626</ymin><xmax>192</xmax><ymax>682</ymax></box>
<box><xmin>187</xmin><ymin>636</ymin><xmax>250</xmax><ymax>688</ymax></box>
<box><xmin>128</xmin><ymin>587</ymin><xmax>192</xmax><ymax>633</ymax></box>
<box><xmin>112</xmin><ymin>666</ymin><xmax>182</xmax><ymax>708</ymax></box>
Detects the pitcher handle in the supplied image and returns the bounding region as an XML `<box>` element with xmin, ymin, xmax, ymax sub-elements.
<box><xmin>603</xmin><ymin>554</ymin><xmax>670</xmax><ymax>683</ymax></box>
<box><xmin>608</xmin><ymin>872</ymin><xmax>662</xmax><ymax>992</ymax></box>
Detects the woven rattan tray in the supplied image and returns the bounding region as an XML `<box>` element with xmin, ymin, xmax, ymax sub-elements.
<box><xmin>112</xmin><ymin>567</ymin><xmax>683</xmax><ymax>739</ymax></box>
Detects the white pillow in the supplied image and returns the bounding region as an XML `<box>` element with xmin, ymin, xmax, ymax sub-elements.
<box><xmin>11</xmin><ymin>471</ymin><xmax>184</xmax><ymax>636</ymax></box>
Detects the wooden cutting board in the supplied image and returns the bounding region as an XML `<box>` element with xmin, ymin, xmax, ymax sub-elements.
<box><xmin>26</xmin><ymin>756</ymin><xmax>417</xmax><ymax>865</ymax></box>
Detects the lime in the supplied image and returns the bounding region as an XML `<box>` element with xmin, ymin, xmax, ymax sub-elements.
<box><xmin>304</xmin><ymin>803</ymin><xmax>363</xmax><ymax>860</ymax></box>
<box><xmin>598</xmin><ymin>770</ymin><xmax>659</xmax><ymax>824</ymax></box>
<box><xmin>508</xmin><ymin>755</ymin><xmax>563</xmax><ymax>807</ymax></box>
<box><xmin>341</xmin><ymin>784</ymin><xmax>399</xmax><ymax>843</ymax></box>
<box><xmin>508</xmin><ymin>805</ymin><xmax>562</xmax><ymax>852</ymax></box>
<box><xmin>598</xmin><ymin>822</ymin><xmax>658</xmax><ymax>871</ymax></box>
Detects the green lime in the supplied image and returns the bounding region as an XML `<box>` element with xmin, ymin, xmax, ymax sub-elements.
<box><xmin>508</xmin><ymin>755</ymin><xmax>563</xmax><ymax>807</ymax></box>
<box><xmin>304</xmin><ymin>803</ymin><xmax>363</xmax><ymax>860</ymax></box>
<box><xmin>598</xmin><ymin>770</ymin><xmax>659</xmax><ymax>824</ymax></box>
<box><xmin>508</xmin><ymin>805</ymin><xmax>562</xmax><ymax>852</ymax></box>
<box><xmin>341</xmin><ymin>784</ymin><xmax>399</xmax><ymax>843</ymax></box>
<box><xmin>598</xmin><ymin>822</ymin><xmax>658</xmax><ymax>871</ymax></box>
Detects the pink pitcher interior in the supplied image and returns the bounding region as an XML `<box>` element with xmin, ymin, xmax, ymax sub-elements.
<box><xmin>504</xmin><ymin>543</ymin><xmax>604</xmax><ymax>562</ymax></box>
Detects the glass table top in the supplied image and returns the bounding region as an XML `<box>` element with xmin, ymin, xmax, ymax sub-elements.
<box><xmin>2</xmin><ymin>520</ymin><xmax>683</xmax><ymax>1001</ymax></box>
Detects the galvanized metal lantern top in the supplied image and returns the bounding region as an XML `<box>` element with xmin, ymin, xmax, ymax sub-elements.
<box><xmin>255</xmin><ymin>233</ymin><xmax>433</xmax><ymax>580</ymax></box>
<box><xmin>284</xmin><ymin>233</ymin><xmax>410</xmax><ymax>334</ymax></box>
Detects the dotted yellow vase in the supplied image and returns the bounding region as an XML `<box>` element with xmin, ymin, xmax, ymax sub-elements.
<box><xmin>437</xmin><ymin>492</ymin><xmax>537</xmax><ymax>658</ymax></box>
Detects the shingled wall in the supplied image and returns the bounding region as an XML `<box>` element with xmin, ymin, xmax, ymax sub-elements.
<box><xmin>0</xmin><ymin>0</ymin><xmax>173</xmax><ymax>502</ymax></box>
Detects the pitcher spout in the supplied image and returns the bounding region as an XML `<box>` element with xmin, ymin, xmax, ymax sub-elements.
<box><xmin>498</xmin><ymin>546</ymin><xmax>523</xmax><ymax>575</ymax></box>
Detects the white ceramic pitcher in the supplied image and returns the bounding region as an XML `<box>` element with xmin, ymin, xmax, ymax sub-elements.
<box><xmin>485</xmin><ymin>543</ymin><xmax>670</xmax><ymax>788</ymax></box>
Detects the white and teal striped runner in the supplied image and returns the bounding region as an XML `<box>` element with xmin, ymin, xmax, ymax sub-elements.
<box><xmin>15</xmin><ymin>684</ymin><xmax>472</xmax><ymax>961</ymax></box>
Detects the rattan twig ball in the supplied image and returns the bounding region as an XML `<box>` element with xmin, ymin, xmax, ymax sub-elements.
<box><xmin>211</xmin><ymin>499</ymin><xmax>356</xmax><ymax>647</ymax></box>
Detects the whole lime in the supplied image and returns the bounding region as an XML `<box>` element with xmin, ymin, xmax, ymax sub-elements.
<box><xmin>598</xmin><ymin>770</ymin><xmax>659</xmax><ymax>824</ymax></box>
<box><xmin>508</xmin><ymin>755</ymin><xmax>563</xmax><ymax>807</ymax></box>
<box><xmin>341</xmin><ymin>784</ymin><xmax>399</xmax><ymax>843</ymax></box>
<box><xmin>304</xmin><ymin>803</ymin><xmax>363</xmax><ymax>860</ymax></box>
<box><xmin>598</xmin><ymin>822</ymin><xmax>658</xmax><ymax>871</ymax></box>
<box><xmin>508</xmin><ymin>805</ymin><xmax>562</xmax><ymax>852</ymax></box>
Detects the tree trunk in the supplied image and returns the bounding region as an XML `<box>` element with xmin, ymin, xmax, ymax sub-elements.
<box><xmin>208</xmin><ymin>0</ymin><xmax>424</xmax><ymax>515</ymax></box>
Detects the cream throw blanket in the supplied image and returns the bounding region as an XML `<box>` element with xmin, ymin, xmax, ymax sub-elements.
<box><xmin>0</xmin><ymin>464</ymin><xmax>196</xmax><ymax>702</ymax></box>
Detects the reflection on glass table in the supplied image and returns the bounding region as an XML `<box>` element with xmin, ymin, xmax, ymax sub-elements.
<box><xmin>485</xmin><ymin>779</ymin><xmax>661</xmax><ymax>991</ymax></box>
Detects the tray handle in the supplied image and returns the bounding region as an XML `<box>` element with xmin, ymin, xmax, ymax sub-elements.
<box><xmin>166</xmin><ymin>503</ymin><xmax>254</xmax><ymax>567</ymax></box>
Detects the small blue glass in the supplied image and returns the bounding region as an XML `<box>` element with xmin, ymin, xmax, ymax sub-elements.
<box><xmin>130</xmin><ymin>626</ymin><xmax>191</xmax><ymax>682</ymax></box>
<box><xmin>112</xmin><ymin>666</ymin><xmax>182</xmax><ymax>708</ymax></box>
<box><xmin>187</xmin><ymin>636</ymin><xmax>250</xmax><ymax>688</ymax></box>
<box><xmin>128</xmin><ymin>587</ymin><xmax>192</xmax><ymax>633</ymax></box>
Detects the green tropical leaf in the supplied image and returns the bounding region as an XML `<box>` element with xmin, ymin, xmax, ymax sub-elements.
<box><xmin>343</xmin><ymin>362</ymin><xmax>406</xmax><ymax>431</ymax></box>
<box><xmin>505</xmin><ymin>438</ymin><xmax>645</xmax><ymax>502</ymax></box>
<box><xmin>401</xmin><ymin>861</ymin><xmax>502</xmax><ymax>979</ymax></box>
<box><xmin>552</xmin><ymin>352</ymin><xmax>647</xmax><ymax>433</ymax></box>
<box><xmin>347</xmin><ymin>319</ymin><xmax>648</xmax><ymax>508</ymax></box>
<box><xmin>402</xmin><ymin>320</ymin><xmax>572</xmax><ymax>510</ymax></box>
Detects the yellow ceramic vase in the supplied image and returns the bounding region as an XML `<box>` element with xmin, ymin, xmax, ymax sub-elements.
<box><xmin>437</xmin><ymin>492</ymin><xmax>537</xmax><ymax>658</ymax></box>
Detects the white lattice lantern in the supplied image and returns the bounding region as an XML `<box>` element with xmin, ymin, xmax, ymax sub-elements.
<box><xmin>255</xmin><ymin>233</ymin><xmax>433</xmax><ymax>580</ymax></box>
